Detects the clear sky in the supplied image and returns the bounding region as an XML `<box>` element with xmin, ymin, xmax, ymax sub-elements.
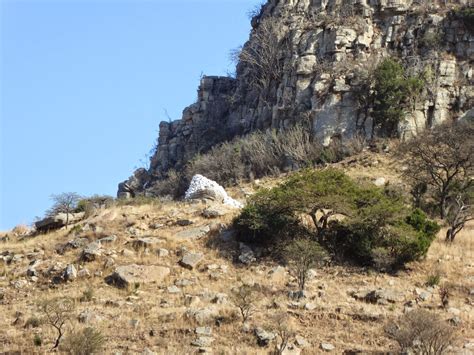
<box><xmin>0</xmin><ymin>0</ymin><xmax>261</xmax><ymax>230</ymax></box>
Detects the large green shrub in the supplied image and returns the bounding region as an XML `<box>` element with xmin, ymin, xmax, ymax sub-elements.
<box><xmin>372</xmin><ymin>58</ymin><xmax>424</xmax><ymax>137</ymax></box>
<box><xmin>234</xmin><ymin>169</ymin><xmax>439</xmax><ymax>269</ymax></box>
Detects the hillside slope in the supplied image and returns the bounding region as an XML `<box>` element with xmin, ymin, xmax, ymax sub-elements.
<box><xmin>1</xmin><ymin>152</ymin><xmax>473</xmax><ymax>353</ymax></box>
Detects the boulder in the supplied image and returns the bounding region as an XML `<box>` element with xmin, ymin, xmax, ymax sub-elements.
<box><xmin>175</xmin><ymin>226</ymin><xmax>210</xmax><ymax>240</ymax></box>
<box><xmin>255</xmin><ymin>327</ymin><xmax>276</xmax><ymax>347</ymax></box>
<box><xmin>185</xmin><ymin>175</ymin><xmax>243</xmax><ymax>208</ymax></box>
<box><xmin>64</xmin><ymin>264</ymin><xmax>77</xmax><ymax>281</ymax></box>
<box><xmin>105</xmin><ymin>264</ymin><xmax>170</xmax><ymax>289</ymax></box>
<box><xmin>320</xmin><ymin>343</ymin><xmax>335</xmax><ymax>352</ymax></box>
<box><xmin>81</xmin><ymin>242</ymin><xmax>102</xmax><ymax>262</ymax></box>
<box><xmin>180</xmin><ymin>252</ymin><xmax>204</xmax><ymax>270</ymax></box>
<box><xmin>35</xmin><ymin>212</ymin><xmax>85</xmax><ymax>232</ymax></box>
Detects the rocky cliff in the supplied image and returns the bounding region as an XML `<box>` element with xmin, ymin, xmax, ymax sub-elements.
<box><xmin>118</xmin><ymin>0</ymin><xmax>473</xmax><ymax>198</ymax></box>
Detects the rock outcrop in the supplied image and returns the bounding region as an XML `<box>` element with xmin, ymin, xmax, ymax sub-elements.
<box><xmin>119</xmin><ymin>0</ymin><xmax>473</xmax><ymax>197</ymax></box>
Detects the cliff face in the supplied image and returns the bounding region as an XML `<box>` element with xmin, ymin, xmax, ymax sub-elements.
<box><xmin>118</xmin><ymin>0</ymin><xmax>473</xmax><ymax>197</ymax></box>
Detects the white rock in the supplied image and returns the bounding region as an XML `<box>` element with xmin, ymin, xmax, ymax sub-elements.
<box><xmin>185</xmin><ymin>174</ymin><xmax>243</xmax><ymax>208</ymax></box>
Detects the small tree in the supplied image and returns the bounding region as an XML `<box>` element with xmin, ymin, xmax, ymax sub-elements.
<box><xmin>271</xmin><ymin>313</ymin><xmax>295</xmax><ymax>355</ymax></box>
<box><xmin>231</xmin><ymin>284</ymin><xmax>257</xmax><ymax>323</ymax></box>
<box><xmin>403</xmin><ymin>120</ymin><xmax>474</xmax><ymax>219</ymax></box>
<box><xmin>445</xmin><ymin>192</ymin><xmax>473</xmax><ymax>242</ymax></box>
<box><xmin>47</xmin><ymin>192</ymin><xmax>82</xmax><ymax>228</ymax></box>
<box><xmin>39</xmin><ymin>297</ymin><xmax>75</xmax><ymax>349</ymax></box>
<box><xmin>372</xmin><ymin>58</ymin><xmax>424</xmax><ymax>137</ymax></box>
<box><xmin>284</xmin><ymin>239</ymin><xmax>326</xmax><ymax>295</ymax></box>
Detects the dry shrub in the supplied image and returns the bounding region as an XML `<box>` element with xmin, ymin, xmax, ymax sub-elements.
<box><xmin>152</xmin><ymin>124</ymin><xmax>359</xmax><ymax>198</ymax></box>
<box><xmin>11</xmin><ymin>224</ymin><xmax>31</xmax><ymax>237</ymax></box>
<box><xmin>386</xmin><ymin>309</ymin><xmax>457</xmax><ymax>354</ymax></box>
<box><xmin>63</xmin><ymin>327</ymin><xmax>105</xmax><ymax>355</ymax></box>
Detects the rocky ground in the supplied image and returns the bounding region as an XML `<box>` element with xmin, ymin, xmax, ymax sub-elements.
<box><xmin>1</xmin><ymin>151</ymin><xmax>473</xmax><ymax>354</ymax></box>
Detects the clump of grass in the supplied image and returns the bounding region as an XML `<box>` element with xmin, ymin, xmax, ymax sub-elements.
<box><xmin>33</xmin><ymin>334</ymin><xmax>42</xmax><ymax>347</ymax></box>
<box><xmin>79</xmin><ymin>288</ymin><xmax>94</xmax><ymax>303</ymax></box>
<box><xmin>425</xmin><ymin>273</ymin><xmax>441</xmax><ymax>287</ymax></box>
<box><xmin>24</xmin><ymin>316</ymin><xmax>41</xmax><ymax>328</ymax></box>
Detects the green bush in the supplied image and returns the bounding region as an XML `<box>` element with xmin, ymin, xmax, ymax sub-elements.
<box><xmin>454</xmin><ymin>7</ymin><xmax>474</xmax><ymax>33</ymax></box>
<box><xmin>33</xmin><ymin>334</ymin><xmax>42</xmax><ymax>347</ymax></box>
<box><xmin>372</xmin><ymin>58</ymin><xmax>424</xmax><ymax>137</ymax></box>
<box><xmin>234</xmin><ymin>169</ymin><xmax>439</xmax><ymax>269</ymax></box>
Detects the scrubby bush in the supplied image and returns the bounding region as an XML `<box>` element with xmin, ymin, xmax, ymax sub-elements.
<box><xmin>284</xmin><ymin>239</ymin><xmax>327</xmax><ymax>293</ymax></box>
<box><xmin>234</xmin><ymin>169</ymin><xmax>439</xmax><ymax>269</ymax></box>
<box><xmin>386</xmin><ymin>309</ymin><xmax>456</xmax><ymax>354</ymax></box>
<box><xmin>76</xmin><ymin>195</ymin><xmax>114</xmax><ymax>217</ymax></box>
<box><xmin>63</xmin><ymin>327</ymin><xmax>105</xmax><ymax>355</ymax></box>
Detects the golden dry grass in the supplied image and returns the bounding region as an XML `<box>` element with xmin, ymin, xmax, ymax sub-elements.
<box><xmin>0</xmin><ymin>153</ymin><xmax>473</xmax><ymax>354</ymax></box>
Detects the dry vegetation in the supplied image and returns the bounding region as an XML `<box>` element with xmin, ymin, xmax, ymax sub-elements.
<box><xmin>0</xmin><ymin>150</ymin><xmax>473</xmax><ymax>354</ymax></box>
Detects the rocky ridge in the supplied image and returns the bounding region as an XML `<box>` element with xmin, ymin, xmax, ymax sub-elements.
<box><xmin>118</xmin><ymin>0</ymin><xmax>473</xmax><ymax>198</ymax></box>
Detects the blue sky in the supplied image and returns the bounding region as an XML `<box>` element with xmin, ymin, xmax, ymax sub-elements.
<box><xmin>0</xmin><ymin>0</ymin><xmax>261</xmax><ymax>230</ymax></box>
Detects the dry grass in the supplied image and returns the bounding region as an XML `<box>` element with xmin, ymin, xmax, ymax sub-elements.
<box><xmin>1</xmin><ymin>152</ymin><xmax>473</xmax><ymax>354</ymax></box>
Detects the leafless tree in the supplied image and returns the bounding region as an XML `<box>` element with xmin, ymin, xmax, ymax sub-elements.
<box><xmin>271</xmin><ymin>313</ymin><xmax>295</xmax><ymax>355</ymax></box>
<box><xmin>47</xmin><ymin>192</ymin><xmax>82</xmax><ymax>228</ymax></box>
<box><xmin>445</xmin><ymin>193</ymin><xmax>473</xmax><ymax>242</ymax></box>
<box><xmin>39</xmin><ymin>297</ymin><xmax>75</xmax><ymax>349</ymax></box>
<box><xmin>232</xmin><ymin>18</ymin><xmax>289</xmax><ymax>96</ymax></box>
<box><xmin>231</xmin><ymin>284</ymin><xmax>257</xmax><ymax>323</ymax></box>
<box><xmin>402</xmin><ymin>120</ymin><xmax>474</xmax><ymax>219</ymax></box>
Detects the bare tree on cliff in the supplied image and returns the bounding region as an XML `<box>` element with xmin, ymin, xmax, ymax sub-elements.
<box><xmin>231</xmin><ymin>17</ymin><xmax>289</xmax><ymax>99</ymax></box>
<box><xmin>46</xmin><ymin>192</ymin><xmax>82</xmax><ymax>228</ymax></box>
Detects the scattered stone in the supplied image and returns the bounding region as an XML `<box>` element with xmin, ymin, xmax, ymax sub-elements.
<box><xmin>196</xmin><ymin>326</ymin><xmax>212</xmax><ymax>336</ymax></box>
<box><xmin>130</xmin><ymin>237</ymin><xmax>162</xmax><ymax>250</ymax></box>
<box><xmin>202</xmin><ymin>208</ymin><xmax>226</xmax><ymax>219</ymax></box>
<box><xmin>78</xmin><ymin>309</ymin><xmax>100</xmax><ymax>324</ymax></box>
<box><xmin>191</xmin><ymin>336</ymin><xmax>214</xmax><ymax>347</ymax></box>
<box><xmin>176</xmin><ymin>278</ymin><xmax>194</xmax><ymax>287</ymax></box>
<box><xmin>304</xmin><ymin>302</ymin><xmax>317</xmax><ymax>311</ymax></box>
<box><xmin>167</xmin><ymin>285</ymin><xmax>181</xmax><ymax>294</ymax></box>
<box><xmin>105</xmin><ymin>264</ymin><xmax>170</xmax><ymax>289</ymax></box>
<box><xmin>180</xmin><ymin>252</ymin><xmax>204</xmax><ymax>270</ymax></box>
<box><xmin>77</xmin><ymin>268</ymin><xmax>90</xmax><ymax>278</ymax></box>
<box><xmin>320</xmin><ymin>343</ymin><xmax>335</xmax><ymax>352</ymax></box>
<box><xmin>187</xmin><ymin>307</ymin><xmax>219</xmax><ymax>325</ymax></box>
<box><xmin>255</xmin><ymin>327</ymin><xmax>276</xmax><ymax>347</ymax></box>
<box><xmin>64</xmin><ymin>264</ymin><xmax>77</xmax><ymax>281</ymax></box>
<box><xmin>352</xmin><ymin>289</ymin><xmax>404</xmax><ymax>304</ymax></box>
<box><xmin>98</xmin><ymin>235</ymin><xmax>117</xmax><ymax>244</ymax></box>
<box><xmin>374</xmin><ymin>177</ymin><xmax>386</xmax><ymax>187</ymax></box>
<box><xmin>149</xmin><ymin>223</ymin><xmax>164</xmax><ymax>230</ymax></box>
<box><xmin>176</xmin><ymin>219</ymin><xmax>193</xmax><ymax>226</ymax></box>
<box><xmin>175</xmin><ymin>226</ymin><xmax>210</xmax><ymax>240</ymax></box>
<box><xmin>81</xmin><ymin>242</ymin><xmax>102</xmax><ymax>262</ymax></box>
<box><xmin>447</xmin><ymin>307</ymin><xmax>461</xmax><ymax>316</ymax></box>
<box><xmin>238</xmin><ymin>243</ymin><xmax>256</xmax><ymax>265</ymax></box>
<box><xmin>157</xmin><ymin>248</ymin><xmax>169</xmax><ymax>257</ymax></box>
<box><xmin>295</xmin><ymin>335</ymin><xmax>310</xmax><ymax>348</ymax></box>
<box><xmin>129</xmin><ymin>319</ymin><xmax>140</xmax><ymax>329</ymax></box>
<box><xmin>449</xmin><ymin>316</ymin><xmax>462</xmax><ymax>326</ymax></box>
